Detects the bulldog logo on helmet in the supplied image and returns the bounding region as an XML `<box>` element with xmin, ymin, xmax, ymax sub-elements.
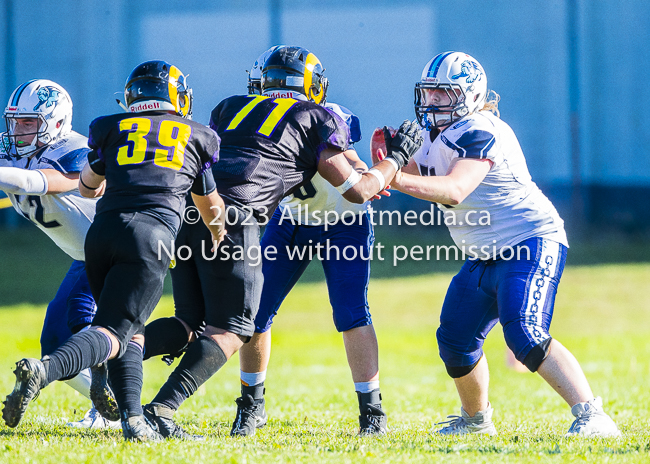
<box><xmin>451</xmin><ymin>61</ymin><xmax>483</xmax><ymax>84</ymax></box>
<box><xmin>33</xmin><ymin>86</ymin><xmax>61</xmax><ymax>112</ymax></box>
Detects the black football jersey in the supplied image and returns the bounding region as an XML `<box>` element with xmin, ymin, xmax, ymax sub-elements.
<box><xmin>87</xmin><ymin>111</ymin><xmax>220</xmax><ymax>232</ymax></box>
<box><xmin>209</xmin><ymin>95</ymin><xmax>349</xmax><ymax>220</ymax></box>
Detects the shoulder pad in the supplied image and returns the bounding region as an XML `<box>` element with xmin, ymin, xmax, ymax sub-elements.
<box><xmin>449</xmin><ymin>113</ymin><xmax>495</xmax><ymax>133</ymax></box>
<box><xmin>38</xmin><ymin>133</ymin><xmax>90</xmax><ymax>174</ymax></box>
<box><xmin>324</xmin><ymin>102</ymin><xmax>361</xmax><ymax>144</ymax></box>
<box><xmin>39</xmin><ymin>148</ymin><xmax>90</xmax><ymax>174</ymax></box>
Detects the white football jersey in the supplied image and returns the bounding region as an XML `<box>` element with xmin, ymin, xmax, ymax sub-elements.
<box><xmin>279</xmin><ymin>102</ymin><xmax>368</xmax><ymax>224</ymax></box>
<box><xmin>0</xmin><ymin>131</ymin><xmax>97</xmax><ymax>260</ymax></box>
<box><xmin>413</xmin><ymin>111</ymin><xmax>568</xmax><ymax>251</ymax></box>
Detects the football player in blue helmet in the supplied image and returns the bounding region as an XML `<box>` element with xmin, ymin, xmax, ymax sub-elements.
<box><xmin>371</xmin><ymin>51</ymin><xmax>620</xmax><ymax>438</ymax></box>
<box><xmin>226</xmin><ymin>45</ymin><xmax>387</xmax><ymax>437</ymax></box>
<box><xmin>247</xmin><ymin>45</ymin><xmax>284</xmax><ymax>95</ymax></box>
<box><xmin>0</xmin><ymin>79</ymin><xmax>119</xmax><ymax>429</ymax></box>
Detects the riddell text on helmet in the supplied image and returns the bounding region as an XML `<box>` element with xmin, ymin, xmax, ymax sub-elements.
<box><xmin>264</xmin><ymin>90</ymin><xmax>299</xmax><ymax>99</ymax></box>
<box><xmin>129</xmin><ymin>101</ymin><xmax>161</xmax><ymax>112</ymax></box>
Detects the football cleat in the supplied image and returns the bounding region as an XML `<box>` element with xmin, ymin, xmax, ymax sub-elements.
<box><xmin>2</xmin><ymin>358</ymin><xmax>47</xmax><ymax>428</ymax></box>
<box><xmin>143</xmin><ymin>403</ymin><xmax>204</xmax><ymax>441</ymax></box>
<box><xmin>66</xmin><ymin>407</ymin><xmax>122</xmax><ymax>430</ymax></box>
<box><xmin>121</xmin><ymin>413</ymin><xmax>163</xmax><ymax>442</ymax></box>
<box><xmin>230</xmin><ymin>394</ymin><xmax>268</xmax><ymax>436</ymax></box>
<box><xmin>435</xmin><ymin>404</ymin><xmax>497</xmax><ymax>436</ymax></box>
<box><xmin>89</xmin><ymin>362</ymin><xmax>120</xmax><ymax>422</ymax></box>
<box><xmin>358</xmin><ymin>404</ymin><xmax>388</xmax><ymax>436</ymax></box>
<box><xmin>565</xmin><ymin>397</ymin><xmax>621</xmax><ymax>437</ymax></box>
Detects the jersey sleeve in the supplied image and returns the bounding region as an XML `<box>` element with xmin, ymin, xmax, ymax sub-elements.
<box><xmin>190</xmin><ymin>169</ymin><xmax>216</xmax><ymax>196</ymax></box>
<box><xmin>43</xmin><ymin>148</ymin><xmax>90</xmax><ymax>174</ymax></box>
<box><xmin>317</xmin><ymin>110</ymin><xmax>350</xmax><ymax>155</ymax></box>
<box><xmin>87</xmin><ymin>117</ymin><xmax>104</xmax><ymax>151</ymax></box>
<box><xmin>324</xmin><ymin>103</ymin><xmax>361</xmax><ymax>144</ymax></box>
<box><xmin>441</xmin><ymin>128</ymin><xmax>497</xmax><ymax>161</ymax></box>
<box><xmin>87</xmin><ymin>116</ymin><xmax>109</xmax><ymax>167</ymax></box>
<box><xmin>196</xmin><ymin>127</ymin><xmax>221</xmax><ymax>175</ymax></box>
<box><xmin>87</xmin><ymin>150</ymin><xmax>106</xmax><ymax>176</ymax></box>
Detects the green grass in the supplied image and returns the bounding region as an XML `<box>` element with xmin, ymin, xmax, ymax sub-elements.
<box><xmin>1</xmin><ymin>263</ymin><xmax>650</xmax><ymax>462</ymax></box>
<box><xmin>3</xmin><ymin>225</ymin><xmax>650</xmax><ymax>305</ymax></box>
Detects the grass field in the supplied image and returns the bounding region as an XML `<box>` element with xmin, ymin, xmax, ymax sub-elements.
<box><xmin>0</xmin><ymin>260</ymin><xmax>649</xmax><ymax>463</ymax></box>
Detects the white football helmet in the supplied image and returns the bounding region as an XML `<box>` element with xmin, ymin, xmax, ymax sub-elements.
<box><xmin>248</xmin><ymin>45</ymin><xmax>284</xmax><ymax>94</ymax></box>
<box><xmin>3</xmin><ymin>79</ymin><xmax>73</xmax><ymax>158</ymax></box>
<box><xmin>415</xmin><ymin>51</ymin><xmax>487</xmax><ymax>130</ymax></box>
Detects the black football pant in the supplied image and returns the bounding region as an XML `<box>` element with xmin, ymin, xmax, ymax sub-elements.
<box><xmin>170</xmin><ymin>205</ymin><xmax>263</xmax><ymax>339</ymax></box>
<box><xmin>85</xmin><ymin>211</ymin><xmax>173</xmax><ymax>356</ymax></box>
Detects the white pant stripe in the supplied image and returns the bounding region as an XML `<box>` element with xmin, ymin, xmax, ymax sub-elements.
<box><xmin>522</xmin><ymin>239</ymin><xmax>561</xmax><ymax>343</ymax></box>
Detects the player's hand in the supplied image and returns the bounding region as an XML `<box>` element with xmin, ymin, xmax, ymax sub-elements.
<box><xmin>370</xmin><ymin>184</ymin><xmax>391</xmax><ymax>201</ymax></box>
<box><xmin>211</xmin><ymin>228</ymin><xmax>228</xmax><ymax>252</ymax></box>
<box><xmin>383</xmin><ymin>120</ymin><xmax>423</xmax><ymax>169</ymax></box>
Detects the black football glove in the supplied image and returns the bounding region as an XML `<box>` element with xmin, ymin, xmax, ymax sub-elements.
<box><xmin>383</xmin><ymin>120</ymin><xmax>423</xmax><ymax>169</ymax></box>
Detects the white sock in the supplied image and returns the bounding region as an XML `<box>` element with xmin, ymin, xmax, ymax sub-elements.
<box><xmin>240</xmin><ymin>370</ymin><xmax>266</xmax><ymax>387</ymax></box>
<box><xmin>354</xmin><ymin>380</ymin><xmax>380</xmax><ymax>393</ymax></box>
<box><xmin>63</xmin><ymin>368</ymin><xmax>92</xmax><ymax>399</ymax></box>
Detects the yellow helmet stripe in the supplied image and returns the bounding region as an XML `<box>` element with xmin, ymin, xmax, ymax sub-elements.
<box><xmin>168</xmin><ymin>65</ymin><xmax>182</xmax><ymax>114</ymax></box>
<box><xmin>304</xmin><ymin>53</ymin><xmax>323</xmax><ymax>104</ymax></box>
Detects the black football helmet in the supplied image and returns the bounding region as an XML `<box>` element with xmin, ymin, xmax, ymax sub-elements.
<box><xmin>261</xmin><ymin>46</ymin><xmax>328</xmax><ymax>104</ymax></box>
<box><xmin>124</xmin><ymin>60</ymin><xmax>193</xmax><ymax>119</ymax></box>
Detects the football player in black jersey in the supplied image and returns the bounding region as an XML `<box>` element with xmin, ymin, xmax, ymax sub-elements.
<box><xmin>2</xmin><ymin>61</ymin><xmax>226</xmax><ymax>442</ymax></box>
<box><xmin>140</xmin><ymin>46</ymin><xmax>423</xmax><ymax>439</ymax></box>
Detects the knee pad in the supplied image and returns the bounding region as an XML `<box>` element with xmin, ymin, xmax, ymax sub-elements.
<box><xmin>522</xmin><ymin>337</ymin><xmax>553</xmax><ymax>372</ymax></box>
<box><xmin>143</xmin><ymin>317</ymin><xmax>191</xmax><ymax>361</ymax></box>
<box><xmin>445</xmin><ymin>357</ymin><xmax>481</xmax><ymax>379</ymax></box>
<box><xmin>437</xmin><ymin>327</ymin><xmax>485</xmax><ymax>377</ymax></box>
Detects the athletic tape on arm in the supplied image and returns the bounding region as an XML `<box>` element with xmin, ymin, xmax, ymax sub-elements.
<box><xmin>0</xmin><ymin>167</ymin><xmax>48</xmax><ymax>195</ymax></box>
<box><xmin>335</xmin><ymin>169</ymin><xmax>363</xmax><ymax>194</ymax></box>
<box><xmin>366</xmin><ymin>169</ymin><xmax>386</xmax><ymax>190</ymax></box>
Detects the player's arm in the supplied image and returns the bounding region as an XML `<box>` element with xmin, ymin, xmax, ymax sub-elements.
<box><xmin>0</xmin><ymin>166</ymin><xmax>84</xmax><ymax>195</ymax></box>
<box><xmin>192</xmin><ymin>191</ymin><xmax>226</xmax><ymax>245</ymax></box>
<box><xmin>318</xmin><ymin>120</ymin><xmax>422</xmax><ymax>204</ymax></box>
<box><xmin>0</xmin><ymin>166</ymin><xmax>47</xmax><ymax>196</ymax></box>
<box><xmin>392</xmin><ymin>157</ymin><xmax>493</xmax><ymax>205</ymax></box>
<box><xmin>342</xmin><ymin>148</ymin><xmax>390</xmax><ymax>200</ymax></box>
<box><xmin>343</xmin><ymin>149</ymin><xmax>369</xmax><ymax>172</ymax></box>
<box><xmin>39</xmin><ymin>169</ymin><xmax>80</xmax><ymax>194</ymax></box>
<box><xmin>190</xmin><ymin>170</ymin><xmax>226</xmax><ymax>245</ymax></box>
<box><xmin>78</xmin><ymin>162</ymin><xmax>106</xmax><ymax>198</ymax></box>
<box><xmin>318</xmin><ymin>150</ymin><xmax>396</xmax><ymax>203</ymax></box>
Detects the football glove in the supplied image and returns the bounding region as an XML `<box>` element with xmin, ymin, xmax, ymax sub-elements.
<box><xmin>383</xmin><ymin>120</ymin><xmax>423</xmax><ymax>169</ymax></box>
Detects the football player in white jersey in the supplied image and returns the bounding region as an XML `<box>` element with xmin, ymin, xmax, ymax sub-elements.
<box><xmin>226</xmin><ymin>46</ymin><xmax>387</xmax><ymax>436</ymax></box>
<box><xmin>371</xmin><ymin>52</ymin><xmax>620</xmax><ymax>437</ymax></box>
<box><xmin>0</xmin><ymin>79</ymin><xmax>118</xmax><ymax>429</ymax></box>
